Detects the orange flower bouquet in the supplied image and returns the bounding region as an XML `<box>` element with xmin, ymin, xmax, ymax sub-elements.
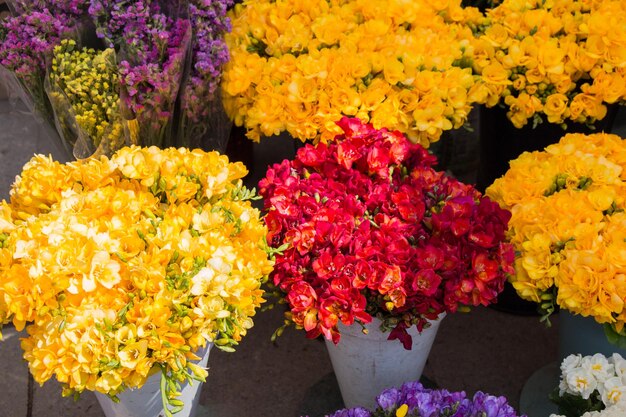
<box><xmin>0</xmin><ymin>147</ymin><xmax>273</xmax><ymax>415</ymax></box>
<box><xmin>469</xmin><ymin>0</ymin><xmax>626</xmax><ymax>129</ymax></box>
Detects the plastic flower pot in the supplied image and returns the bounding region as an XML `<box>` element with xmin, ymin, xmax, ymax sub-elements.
<box><xmin>95</xmin><ymin>343</ymin><xmax>212</xmax><ymax>417</ymax></box>
<box><xmin>324</xmin><ymin>314</ymin><xmax>445</xmax><ymax>410</ymax></box>
<box><xmin>559</xmin><ymin>311</ymin><xmax>626</xmax><ymax>362</ymax></box>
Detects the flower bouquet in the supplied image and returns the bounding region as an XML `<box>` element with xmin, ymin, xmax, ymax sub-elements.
<box><xmin>222</xmin><ymin>0</ymin><xmax>484</xmax><ymax>147</ymax></box>
<box><xmin>0</xmin><ymin>146</ymin><xmax>273</xmax><ymax>415</ymax></box>
<box><xmin>0</xmin><ymin>4</ymin><xmax>79</xmax><ymax>127</ymax></box>
<box><xmin>0</xmin><ymin>0</ymin><xmax>234</xmax><ymax>159</ymax></box>
<box><xmin>550</xmin><ymin>353</ymin><xmax>626</xmax><ymax>417</ymax></box>
<box><xmin>486</xmin><ymin>132</ymin><xmax>626</xmax><ymax>343</ymax></box>
<box><xmin>469</xmin><ymin>0</ymin><xmax>626</xmax><ymax>129</ymax></box>
<box><xmin>318</xmin><ymin>380</ymin><xmax>525</xmax><ymax>417</ymax></box>
<box><xmin>260</xmin><ymin>117</ymin><xmax>515</xmax><ymax>348</ymax></box>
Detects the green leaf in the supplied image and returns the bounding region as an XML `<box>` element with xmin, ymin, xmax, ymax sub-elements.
<box><xmin>603</xmin><ymin>324</ymin><xmax>626</xmax><ymax>349</ymax></box>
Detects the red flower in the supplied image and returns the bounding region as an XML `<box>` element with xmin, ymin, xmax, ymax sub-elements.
<box><xmin>260</xmin><ymin>117</ymin><xmax>515</xmax><ymax>349</ymax></box>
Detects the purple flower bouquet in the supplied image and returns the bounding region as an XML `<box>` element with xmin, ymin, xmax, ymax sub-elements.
<box><xmin>0</xmin><ymin>0</ymin><xmax>234</xmax><ymax>158</ymax></box>
<box><xmin>177</xmin><ymin>0</ymin><xmax>233</xmax><ymax>151</ymax></box>
<box><xmin>321</xmin><ymin>381</ymin><xmax>526</xmax><ymax>417</ymax></box>
<box><xmin>0</xmin><ymin>7</ymin><xmax>78</xmax><ymax>127</ymax></box>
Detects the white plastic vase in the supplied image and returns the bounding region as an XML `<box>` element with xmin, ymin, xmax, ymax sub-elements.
<box><xmin>325</xmin><ymin>315</ymin><xmax>444</xmax><ymax>410</ymax></box>
<box><xmin>95</xmin><ymin>343</ymin><xmax>212</xmax><ymax>417</ymax></box>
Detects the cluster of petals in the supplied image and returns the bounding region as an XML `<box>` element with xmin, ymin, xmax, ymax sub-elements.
<box><xmin>260</xmin><ymin>117</ymin><xmax>514</xmax><ymax>347</ymax></box>
<box><xmin>0</xmin><ymin>146</ymin><xmax>273</xmax><ymax>398</ymax></box>
<box><xmin>487</xmin><ymin>132</ymin><xmax>626</xmax><ymax>334</ymax></box>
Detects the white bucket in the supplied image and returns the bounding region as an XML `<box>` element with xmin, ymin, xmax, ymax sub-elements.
<box><xmin>325</xmin><ymin>315</ymin><xmax>444</xmax><ymax>410</ymax></box>
<box><xmin>95</xmin><ymin>343</ymin><xmax>212</xmax><ymax>417</ymax></box>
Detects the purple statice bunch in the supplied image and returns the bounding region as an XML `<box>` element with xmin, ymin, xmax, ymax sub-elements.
<box><xmin>325</xmin><ymin>381</ymin><xmax>526</xmax><ymax>417</ymax></box>
<box><xmin>0</xmin><ymin>8</ymin><xmax>77</xmax><ymax>126</ymax></box>
<box><xmin>0</xmin><ymin>9</ymin><xmax>74</xmax><ymax>81</ymax></box>
<box><xmin>181</xmin><ymin>0</ymin><xmax>233</xmax><ymax>123</ymax></box>
<box><xmin>9</xmin><ymin>0</ymin><xmax>89</xmax><ymax>15</ymax></box>
<box><xmin>88</xmin><ymin>0</ymin><xmax>154</xmax><ymax>48</ymax></box>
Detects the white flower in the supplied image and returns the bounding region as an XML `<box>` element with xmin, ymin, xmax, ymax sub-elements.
<box><xmin>205</xmin><ymin>166</ymin><xmax>229</xmax><ymax>199</ymax></box>
<box><xmin>191</xmin><ymin>266</ymin><xmax>216</xmax><ymax>296</ymax></box>
<box><xmin>583</xmin><ymin>401</ymin><xmax>626</xmax><ymax>417</ymax></box>
<box><xmin>582</xmin><ymin>354</ymin><xmax>614</xmax><ymax>384</ymax></box>
<box><xmin>611</xmin><ymin>353</ymin><xmax>626</xmax><ymax>381</ymax></box>
<box><xmin>565</xmin><ymin>367</ymin><xmax>598</xmax><ymax>399</ymax></box>
<box><xmin>561</xmin><ymin>354</ymin><xmax>583</xmax><ymax>374</ymax></box>
<box><xmin>599</xmin><ymin>376</ymin><xmax>626</xmax><ymax>406</ymax></box>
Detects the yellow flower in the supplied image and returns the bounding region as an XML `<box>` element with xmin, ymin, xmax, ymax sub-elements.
<box><xmin>118</xmin><ymin>340</ymin><xmax>149</xmax><ymax>370</ymax></box>
<box><xmin>472</xmin><ymin>0</ymin><xmax>626</xmax><ymax>127</ymax></box>
<box><xmin>222</xmin><ymin>0</ymin><xmax>480</xmax><ymax>147</ymax></box>
<box><xmin>396</xmin><ymin>404</ymin><xmax>409</xmax><ymax>417</ymax></box>
<box><xmin>0</xmin><ymin>147</ymin><xmax>273</xmax><ymax>399</ymax></box>
<box><xmin>489</xmin><ymin>131</ymin><xmax>626</xmax><ymax>331</ymax></box>
<box><xmin>543</xmin><ymin>93</ymin><xmax>569</xmax><ymax>124</ymax></box>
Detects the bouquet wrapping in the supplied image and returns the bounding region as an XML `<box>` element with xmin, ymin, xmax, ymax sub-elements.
<box><xmin>0</xmin><ymin>0</ymin><xmax>234</xmax><ymax>159</ymax></box>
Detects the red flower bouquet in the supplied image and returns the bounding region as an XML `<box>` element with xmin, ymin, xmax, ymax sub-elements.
<box><xmin>259</xmin><ymin>117</ymin><xmax>515</xmax><ymax>348</ymax></box>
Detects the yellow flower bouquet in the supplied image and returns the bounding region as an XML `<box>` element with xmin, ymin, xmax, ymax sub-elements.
<box><xmin>469</xmin><ymin>0</ymin><xmax>626</xmax><ymax>129</ymax></box>
<box><xmin>222</xmin><ymin>0</ymin><xmax>483</xmax><ymax>147</ymax></box>
<box><xmin>47</xmin><ymin>39</ymin><xmax>129</xmax><ymax>159</ymax></box>
<box><xmin>0</xmin><ymin>147</ymin><xmax>273</xmax><ymax>414</ymax></box>
<box><xmin>486</xmin><ymin>132</ymin><xmax>626</xmax><ymax>344</ymax></box>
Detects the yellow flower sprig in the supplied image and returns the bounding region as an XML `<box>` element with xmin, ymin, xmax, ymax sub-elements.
<box><xmin>222</xmin><ymin>0</ymin><xmax>484</xmax><ymax>148</ymax></box>
<box><xmin>469</xmin><ymin>0</ymin><xmax>626</xmax><ymax>129</ymax></box>
<box><xmin>486</xmin><ymin>132</ymin><xmax>626</xmax><ymax>334</ymax></box>
<box><xmin>49</xmin><ymin>39</ymin><xmax>126</xmax><ymax>156</ymax></box>
<box><xmin>0</xmin><ymin>147</ymin><xmax>274</xmax><ymax>413</ymax></box>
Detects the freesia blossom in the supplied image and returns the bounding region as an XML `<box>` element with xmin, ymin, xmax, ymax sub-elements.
<box><xmin>261</xmin><ymin>117</ymin><xmax>514</xmax><ymax>348</ymax></box>
<box><xmin>0</xmin><ymin>146</ymin><xmax>273</xmax><ymax>414</ymax></box>
<box><xmin>322</xmin><ymin>381</ymin><xmax>524</xmax><ymax>417</ymax></box>
<box><xmin>487</xmin><ymin>132</ymin><xmax>626</xmax><ymax>336</ymax></box>
<box><xmin>471</xmin><ymin>0</ymin><xmax>626</xmax><ymax>128</ymax></box>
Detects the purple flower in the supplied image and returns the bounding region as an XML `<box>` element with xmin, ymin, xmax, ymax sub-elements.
<box><xmin>376</xmin><ymin>388</ymin><xmax>402</xmax><ymax>411</ymax></box>
<box><xmin>88</xmin><ymin>0</ymin><xmax>192</xmax><ymax>147</ymax></box>
<box><xmin>471</xmin><ymin>392</ymin><xmax>522</xmax><ymax>417</ymax></box>
<box><xmin>326</xmin><ymin>381</ymin><xmax>525</xmax><ymax>417</ymax></box>
<box><xmin>327</xmin><ymin>408</ymin><xmax>371</xmax><ymax>417</ymax></box>
<box><xmin>9</xmin><ymin>0</ymin><xmax>88</xmax><ymax>15</ymax></box>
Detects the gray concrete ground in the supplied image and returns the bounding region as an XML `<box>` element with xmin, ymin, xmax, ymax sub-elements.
<box><xmin>1</xmin><ymin>96</ymin><xmax>625</xmax><ymax>417</ymax></box>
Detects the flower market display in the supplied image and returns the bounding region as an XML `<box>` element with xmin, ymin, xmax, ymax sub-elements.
<box><xmin>550</xmin><ymin>353</ymin><xmax>626</xmax><ymax>417</ymax></box>
<box><xmin>0</xmin><ymin>146</ymin><xmax>273</xmax><ymax>415</ymax></box>
<box><xmin>486</xmin><ymin>132</ymin><xmax>626</xmax><ymax>341</ymax></box>
<box><xmin>260</xmin><ymin>117</ymin><xmax>515</xmax><ymax>348</ymax></box>
<box><xmin>0</xmin><ymin>0</ymin><xmax>234</xmax><ymax>158</ymax></box>
<box><xmin>222</xmin><ymin>0</ymin><xmax>484</xmax><ymax>146</ymax></box>
<box><xmin>470</xmin><ymin>0</ymin><xmax>626</xmax><ymax>129</ymax></box>
<box><xmin>320</xmin><ymin>380</ymin><xmax>524</xmax><ymax>417</ymax></box>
